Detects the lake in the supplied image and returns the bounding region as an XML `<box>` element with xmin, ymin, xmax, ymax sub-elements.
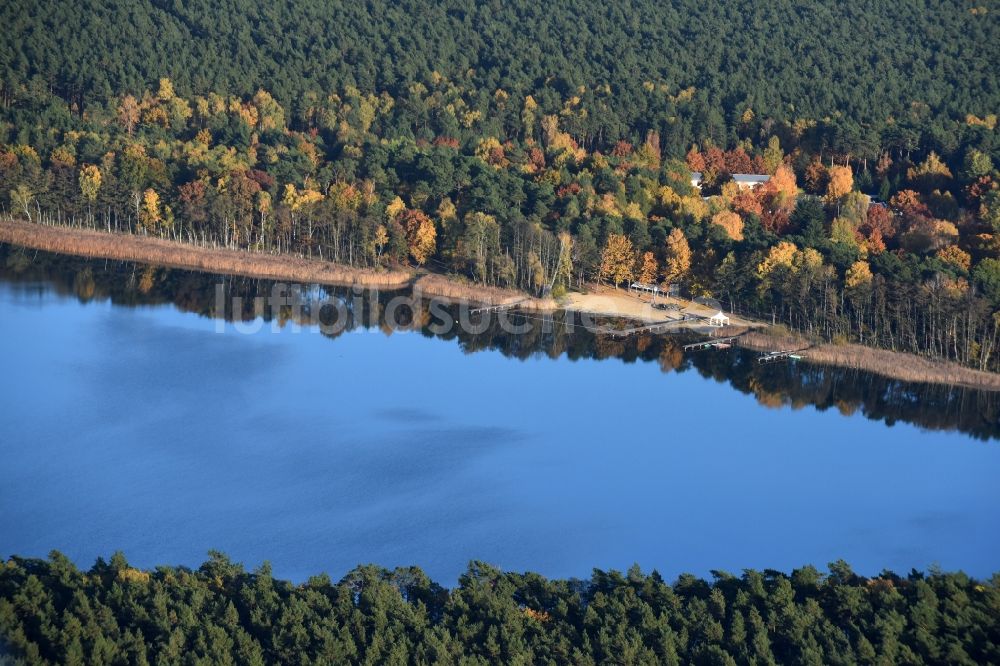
<box><xmin>1</xmin><ymin>249</ymin><xmax>998</xmax><ymax>583</ymax></box>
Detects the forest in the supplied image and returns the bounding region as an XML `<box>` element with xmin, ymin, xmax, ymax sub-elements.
<box><xmin>1</xmin><ymin>552</ymin><xmax>998</xmax><ymax>665</ymax></box>
<box><xmin>2</xmin><ymin>0</ymin><xmax>1000</xmax><ymax>369</ymax></box>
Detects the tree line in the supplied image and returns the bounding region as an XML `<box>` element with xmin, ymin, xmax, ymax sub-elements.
<box><xmin>1</xmin><ymin>552</ymin><xmax>998</xmax><ymax>665</ymax></box>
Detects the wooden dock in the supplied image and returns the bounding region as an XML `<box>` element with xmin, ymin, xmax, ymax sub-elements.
<box><xmin>470</xmin><ymin>301</ymin><xmax>522</xmax><ymax>314</ymax></box>
<box><xmin>596</xmin><ymin>318</ymin><xmax>687</xmax><ymax>338</ymax></box>
<box><xmin>757</xmin><ymin>350</ymin><xmax>806</xmax><ymax>363</ymax></box>
<box><xmin>683</xmin><ymin>336</ymin><xmax>740</xmax><ymax>351</ymax></box>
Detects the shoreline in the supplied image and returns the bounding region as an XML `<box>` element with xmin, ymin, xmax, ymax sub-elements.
<box><xmin>0</xmin><ymin>220</ymin><xmax>415</xmax><ymax>289</ymax></box>
<box><xmin>2</xmin><ymin>219</ymin><xmax>999</xmax><ymax>390</ymax></box>
<box><xmin>734</xmin><ymin>330</ymin><xmax>1000</xmax><ymax>391</ymax></box>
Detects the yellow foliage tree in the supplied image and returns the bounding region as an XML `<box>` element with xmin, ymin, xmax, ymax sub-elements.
<box><xmin>907</xmin><ymin>151</ymin><xmax>953</xmax><ymax>190</ymax></box>
<box><xmin>830</xmin><ymin>217</ymin><xmax>862</xmax><ymax>253</ymax></box>
<box><xmin>401</xmin><ymin>210</ymin><xmax>436</xmax><ymax>265</ymax></box>
<box><xmin>157</xmin><ymin>78</ymin><xmax>175</xmax><ymax>102</ymax></box>
<box><xmin>757</xmin><ymin>241</ymin><xmax>798</xmax><ymax>279</ymax></box>
<box><xmin>658</xmin><ymin>186</ymin><xmax>681</xmax><ymax>208</ymax></box>
<box><xmin>599</xmin><ymin>233</ymin><xmax>636</xmax><ymax>288</ymax></box>
<box><xmin>845</xmin><ymin>260</ymin><xmax>874</xmax><ymax>292</ymax></box>
<box><xmin>475</xmin><ymin>137</ymin><xmax>508</xmax><ymax>167</ymax></box>
<box><xmin>825</xmin><ymin>165</ymin><xmax>853</xmax><ymax>202</ymax></box>
<box><xmin>256</xmin><ymin>190</ymin><xmax>271</xmax><ymax>215</ymax></box>
<box><xmin>50</xmin><ymin>146</ymin><xmax>75</xmax><ymax>167</ymax></box>
<box><xmin>373</xmin><ymin>224</ymin><xmax>389</xmax><ymax>262</ymax></box>
<box><xmin>328</xmin><ymin>182</ymin><xmax>361</xmax><ymax>211</ymax></box>
<box><xmin>385</xmin><ymin>196</ymin><xmax>406</xmax><ymax>221</ymax></box>
<box><xmin>711</xmin><ymin>210</ymin><xmax>744</xmax><ymax>241</ymax></box>
<box><xmin>680</xmin><ymin>196</ymin><xmax>709</xmax><ymax>222</ymax></box>
<box><xmin>521</xmin><ymin>95</ymin><xmax>538</xmax><ymax>139</ymax></box>
<box><xmin>663</xmin><ymin>228</ymin><xmax>691</xmax><ymax>284</ymax></box>
<box><xmin>78</xmin><ymin>165</ymin><xmax>102</xmax><ymax>202</ymax></box>
<box><xmin>140</xmin><ymin>188</ymin><xmax>162</xmax><ymax>231</ymax></box>
<box><xmin>623</xmin><ymin>202</ymin><xmax>644</xmax><ymax>220</ymax></box>
<box><xmin>762</xmin><ymin>136</ymin><xmax>784</xmax><ymax>174</ymax></box>
<box><xmin>437</xmin><ymin>197</ymin><xmax>457</xmax><ymax>223</ymax></box>
<box><xmin>282</xmin><ymin>184</ymin><xmax>323</xmax><ymax>212</ymax></box>
<box><xmin>768</xmin><ymin>164</ymin><xmax>798</xmax><ymax>208</ymax></box>
<box><xmin>252</xmin><ymin>89</ymin><xmax>285</xmax><ymax>132</ymax></box>
<box><xmin>10</xmin><ymin>184</ymin><xmax>33</xmax><ymax>220</ymax></box>
<box><xmin>797</xmin><ymin>247</ymin><xmax>825</xmax><ymax>273</ymax></box>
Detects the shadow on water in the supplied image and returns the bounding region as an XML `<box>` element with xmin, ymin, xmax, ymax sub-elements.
<box><xmin>3</xmin><ymin>245</ymin><xmax>998</xmax><ymax>441</ymax></box>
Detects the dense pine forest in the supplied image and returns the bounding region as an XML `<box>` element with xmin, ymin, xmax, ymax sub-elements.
<box><xmin>2</xmin><ymin>0</ymin><xmax>1000</xmax><ymax>369</ymax></box>
<box><xmin>1</xmin><ymin>553</ymin><xmax>998</xmax><ymax>665</ymax></box>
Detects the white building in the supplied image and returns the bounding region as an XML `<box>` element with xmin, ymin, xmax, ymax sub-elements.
<box><xmin>690</xmin><ymin>172</ymin><xmax>770</xmax><ymax>191</ymax></box>
<box><xmin>732</xmin><ymin>174</ymin><xmax>770</xmax><ymax>190</ymax></box>
<box><xmin>707</xmin><ymin>311</ymin><xmax>730</xmax><ymax>327</ymax></box>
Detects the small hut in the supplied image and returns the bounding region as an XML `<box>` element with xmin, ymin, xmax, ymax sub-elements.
<box><xmin>707</xmin><ymin>311</ymin><xmax>730</xmax><ymax>327</ymax></box>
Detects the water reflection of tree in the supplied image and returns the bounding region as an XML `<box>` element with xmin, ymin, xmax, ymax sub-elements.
<box><xmin>3</xmin><ymin>247</ymin><xmax>997</xmax><ymax>440</ymax></box>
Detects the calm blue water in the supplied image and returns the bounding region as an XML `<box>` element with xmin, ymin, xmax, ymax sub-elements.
<box><xmin>1</xmin><ymin>278</ymin><xmax>999</xmax><ymax>582</ymax></box>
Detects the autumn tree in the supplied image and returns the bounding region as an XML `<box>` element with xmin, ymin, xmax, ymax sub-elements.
<box><xmin>373</xmin><ymin>225</ymin><xmax>389</xmax><ymax>263</ymax></box>
<box><xmin>10</xmin><ymin>184</ymin><xmax>33</xmax><ymax>221</ymax></box>
<box><xmin>385</xmin><ymin>196</ymin><xmax>406</xmax><ymax>222</ymax></box>
<box><xmin>638</xmin><ymin>251</ymin><xmax>658</xmax><ymax>283</ymax></box>
<box><xmin>845</xmin><ymin>260</ymin><xmax>873</xmax><ymax>291</ymax></box>
<box><xmin>825</xmin><ymin>165</ymin><xmax>853</xmax><ymax>203</ymax></box>
<box><xmin>830</xmin><ymin>217</ymin><xmax>861</xmax><ymax>251</ymax></box>
<box><xmin>457</xmin><ymin>212</ymin><xmax>501</xmax><ymax>282</ymax></box>
<box><xmin>803</xmin><ymin>157</ymin><xmax>827</xmax><ymax>194</ymax></box>
<box><xmin>599</xmin><ymin>233</ymin><xmax>635</xmax><ymax>288</ymax></box>
<box><xmin>711</xmin><ymin>210</ymin><xmax>744</xmax><ymax>241</ymax></box>
<box><xmin>252</xmin><ymin>89</ymin><xmax>286</xmax><ymax>133</ymax></box>
<box><xmin>78</xmin><ymin>165</ymin><xmax>102</xmax><ymax>202</ymax></box>
<box><xmin>400</xmin><ymin>209</ymin><xmax>437</xmax><ymax>265</ymax></box>
<box><xmin>936</xmin><ymin>245</ymin><xmax>971</xmax><ymax>272</ymax></box>
<box><xmin>140</xmin><ymin>188</ymin><xmax>162</xmax><ymax>232</ymax></box>
<box><xmin>663</xmin><ymin>228</ymin><xmax>692</xmax><ymax>285</ymax></box>
<box><xmin>117</xmin><ymin>95</ymin><xmax>140</xmax><ymax>136</ymax></box>
<box><xmin>864</xmin><ymin>205</ymin><xmax>896</xmax><ymax>239</ymax></box>
<box><xmin>757</xmin><ymin>241</ymin><xmax>798</xmax><ymax>281</ymax></box>
<box><xmin>890</xmin><ymin>190</ymin><xmax>930</xmax><ymax>218</ymax></box>
<box><xmin>761</xmin><ymin>163</ymin><xmax>798</xmax><ymax>234</ymax></box>
<box><xmin>907</xmin><ymin>151</ymin><xmax>952</xmax><ymax>192</ymax></box>
<box><xmin>521</xmin><ymin>95</ymin><xmax>537</xmax><ymax>140</ymax></box>
<box><xmin>761</xmin><ymin>136</ymin><xmax>784</xmax><ymax>174</ymax></box>
<box><xmin>552</xmin><ymin>232</ymin><xmax>574</xmax><ymax>292</ymax></box>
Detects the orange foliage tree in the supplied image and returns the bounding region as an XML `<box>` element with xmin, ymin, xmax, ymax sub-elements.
<box><xmin>399</xmin><ymin>209</ymin><xmax>437</xmax><ymax>265</ymax></box>
<box><xmin>637</xmin><ymin>251</ymin><xmax>658</xmax><ymax>283</ymax></box>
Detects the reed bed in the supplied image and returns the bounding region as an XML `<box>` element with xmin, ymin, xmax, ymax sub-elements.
<box><xmin>0</xmin><ymin>221</ymin><xmax>413</xmax><ymax>288</ymax></box>
<box><xmin>412</xmin><ymin>273</ymin><xmax>556</xmax><ymax>310</ymax></box>
<box><xmin>740</xmin><ymin>329</ymin><xmax>1000</xmax><ymax>390</ymax></box>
